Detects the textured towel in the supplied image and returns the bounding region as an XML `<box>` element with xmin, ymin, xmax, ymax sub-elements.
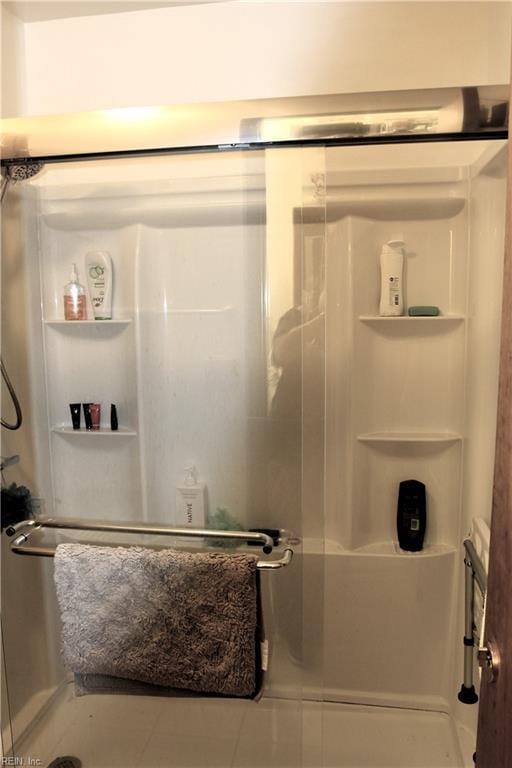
<box><xmin>54</xmin><ymin>544</ymin><xmax>260</xmax><ymax>698</ymax></box>
<box><xmin>74</xmin><ymin>673</ymin><xmax>200</xmax><ymax>698</ymax></box>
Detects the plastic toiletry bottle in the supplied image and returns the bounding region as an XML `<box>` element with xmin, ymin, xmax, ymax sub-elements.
<box><xmin>175</xmin><ymin>466</ymin><xmax>206</xmax><ymax>528</ymax></box>
<box><xmin>379</xmin><ymin>240</ymin><xmax>405</xmax><ymax>316</ymax></box>
<box><xmin>83</xmin><ymin>403</ymin><xmax>93</xmax><ymax>431</ymax></box>
<box><xmin>89</xmin><ymin>403</ymin><xmax>101</xmax><ymax>431</ymax></box>
<box><xmin>64</xmin><ymin>264</ymin><xmax>87</xmax><ymax>320</ymax></box>
<box><xmin>85</xmin><ymin>251</ymin><xmax>113</xmax><ymax>320</ymax></box>
<box><xmin>110</xmin><ymin>404</ymin><xmax>119</xmax><ymax>431</ymax></box>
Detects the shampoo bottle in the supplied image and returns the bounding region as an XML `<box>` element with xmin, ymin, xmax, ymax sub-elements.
<box><xmin>64</xmin><ymin>263</ymin><xmax>87</xmax><ymax>320</ymax></box>
<box><xmin>85</xmin><ymin>251</ymin><xmax>113</xmax><ymax>320</ymax></box>
<box><xmin>379</xmin><ymin>240</ymin><xmax>405</xmax><ymax>316</ymax></box>
<box><xmin>175</xmin><ymin>466</ymin><xmax>206</xmax><ymax>528</ymax></box>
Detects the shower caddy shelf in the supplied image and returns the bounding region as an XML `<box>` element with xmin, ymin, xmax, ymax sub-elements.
<box><xmin>52</xmin><ymin>426</ymin><xmax>137</xmax><ymax>437</ymax></box>
<box><xmin>359</xmin><ymin>315</ymin><xmax>465</xmax><ymax>324</ymax></box>
<box><xmin>359</xmin><ymin>315</ymin><xmax>466</xmax><ymax>331</ymax></box>
<box><xmin>44</xmin><ymin>319</ymin><xmax>132</xmax><ymax>327</ymax></box>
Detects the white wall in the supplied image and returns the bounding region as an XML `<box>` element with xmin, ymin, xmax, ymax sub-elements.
<box><xmin>12</xmin><ymin>1</ymin><xmax>512</xmax><ymax>118</ymax></box>
<box><xmin>0</xmin><ymin>3</ymin><xmax>25</xmax><ymax>117</ymax></box>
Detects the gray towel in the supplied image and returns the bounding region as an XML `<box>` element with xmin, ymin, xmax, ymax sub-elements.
<box><xmin>73</xmin><ymin>673</ymin><xmax>201</xmax><ymax>698</ymax></box>
<box><xmin>54</xmin><ymin>543</ymin><xmax>260</xmax><ymax>698</ymax></box>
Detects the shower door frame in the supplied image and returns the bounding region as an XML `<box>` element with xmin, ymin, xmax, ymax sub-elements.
<box><xmin>476</xmin><ymin>85</ymin><xmax>512</xmax><ymax>767</ymax></box>
<box><xmin>0</xmin><ymin>85</ymin><xmax>508</xmax><ymax>167</ymax></box>
<box><xmin>1</xmin><ymin>85</ymin><xmax>511</xmax><ymax>763</ymax></box>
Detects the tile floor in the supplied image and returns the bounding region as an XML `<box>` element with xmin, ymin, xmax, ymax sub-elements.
<box><xmin>15</xmin><ymin>684</ymin><xmax>464</xmax><ymax>768</ymax></box>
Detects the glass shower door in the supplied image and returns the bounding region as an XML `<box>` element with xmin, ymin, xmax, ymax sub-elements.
<box><xmin>1</xmin><ymin>145</ymin><xmax>326</xmax><ymax>766</ymax></box>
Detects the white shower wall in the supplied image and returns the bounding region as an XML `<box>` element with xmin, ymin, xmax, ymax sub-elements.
<box><xmin>34</xmin><ymin>156</ymin><xmax>270</xmax><ymax>529</ymax></box>
<box><xmin>317</xmin><ymin>141</ymin><xmax>506</xmax><ymax>720</ymax></box>
<box><xmin>1</xmin><ymin>185</ymin><xmax>65</xmax><ymax>749</ymax></box>
<box><xmin>138</xmin><ymin>223</ymin><xmax>263</xmax><ymax>526</ymax></box>
<box><xmin>2</xmin><ymin>149</ymin><xmax>322</xmax><ymax>745</ymax></box>
<box><xmin>453</xmin><ymin>146</ymin><xmax>507</xmax><ymax>746</ymax></box>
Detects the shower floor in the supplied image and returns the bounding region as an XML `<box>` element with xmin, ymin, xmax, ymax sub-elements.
<box><xmin>15</xmin><ymin>683</ymin><xmax>464</xmax><ymax>768</ymax></box>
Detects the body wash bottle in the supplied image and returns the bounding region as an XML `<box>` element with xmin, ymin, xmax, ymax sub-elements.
<box><xmin>64</xmin><ymin>264</ymin><xmax>87</xmax><ymax>320</ymax></box>
<box><xmin>175</xmin><ymin>466</ymin><xmax>206</xmax><ymax>528</ymax></box>
<box><xmin>379</xmin><ymin>240</ymin><xmax>405</xmax><ymax>316</ymax></box>
<box><xmin>85</xmin><ymin>251</ymin><xmax>113</xmax><ymax>320</ymax></box>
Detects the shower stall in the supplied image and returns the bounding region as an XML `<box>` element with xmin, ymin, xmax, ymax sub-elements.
<box><xmin>0</xmin><ymin>86</ymin><xmax>508</xmax><ymax>767</ymax></box>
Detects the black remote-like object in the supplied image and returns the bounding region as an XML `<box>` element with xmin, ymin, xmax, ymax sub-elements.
<box><xmin>397</xmin><ymin>480</ymin><xmax>426</xmax><ymax>552</ymax></box>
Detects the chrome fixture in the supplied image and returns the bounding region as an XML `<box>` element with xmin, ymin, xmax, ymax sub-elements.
<box><xmin>6</xmin><ymin>516</ymin><xmax>295</xmax><ymax>569</ymax></box>
<box><xmin>478</xmin><ymin>641</ymin><xmax>500</xmax><ymax>684</ymax></box>
<box><xmin>458</xmin><ymin>538</ymin><xmax>488</xmax><ymax>704</ymax></box>
<box><xmin>1</xmin><ymin>161</ymin><xmax>45</xmax><ymax>202</ymax></box>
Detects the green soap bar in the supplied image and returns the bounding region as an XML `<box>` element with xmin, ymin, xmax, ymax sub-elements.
<box><xmin>408</xmin><ymin>306</ymin><xmax>440</xmax><ymax>316</ymax></box>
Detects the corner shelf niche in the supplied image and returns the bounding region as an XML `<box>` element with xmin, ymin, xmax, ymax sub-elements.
<box><xmin>334</xmin><ymin>198</ymin><xmax>469</xmax><ymax>554</ymax></box>
<box><xmin>39</xmin><ymin>240</ymin><xmax>142</xmax><ymax>523</ymax></box>
<box><xmin>352</xmin><ymin>541</ymin><xmax>456</xmax><ymax>558</ymax></box>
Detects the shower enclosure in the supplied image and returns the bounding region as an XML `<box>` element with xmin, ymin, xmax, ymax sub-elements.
<box><xmin>0</xmin><ymin>87</ymin><xmax>508</xmax><ymax>767</ymax></box>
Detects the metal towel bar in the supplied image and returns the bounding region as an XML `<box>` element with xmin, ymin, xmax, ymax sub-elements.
<box><xmin>6</xmin><ymin>517</ymin><xmax>294</xmax><ymax>570</ymax></box>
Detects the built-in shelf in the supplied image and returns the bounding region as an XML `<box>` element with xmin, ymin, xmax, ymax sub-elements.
<box><xmin>302</xmin><ymin>196</ymin><xmax>466</xmax><ymax>224</ymax></box>
<box><xmin>357</xmin><ymin>432</ymin><xmax>462</xmax><ymax>444</ymax></box>
<box><xmin>352</xmin><ymin>541</ymin><xmax>456</xmax><ymax>558</ymax></box>
<box><xmin>45</xmin><ymin>319</ymin><xmax>132</xmax><ymax>327</ymax></box>
<box><xmin>165</xmin><ymin>306</ymin><xmax>234</xmax><ymax>315</ymax></box>
<box><xmin>359</xmin><ymin>315</ymin><xmax>464</xmax><ymax>324</ymax></box>
<box><xmin>298</xmin><ymin>538</ymin><xmax>456</xmax><ymax>558</ymax></box>
<box><xmin>42</xmin><ymin>203</ymin><xmax>265</xmax><ymax>231</ymax></box>
<box><xmin>52</xmin><ymin>426</ymin><xmax>137</xmax><ymax>436</ymax></box>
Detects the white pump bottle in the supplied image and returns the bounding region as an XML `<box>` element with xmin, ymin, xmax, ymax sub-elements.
<box><xmin>175</xmin><ymin>466</ymin><xmax>206</xmax><ymax>528</ymax></box>
<box><xmin>379</xmin><ymin>240</ymin><xmax>405</xmax><ymax>316</ymax></box>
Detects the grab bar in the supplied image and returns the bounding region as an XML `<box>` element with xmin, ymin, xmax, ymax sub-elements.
<box><xmin>7</xmin><ymin>518</ymin><xmax>294</xmax><ymax>570</ymax></box>
<box><xmin>464</xmin><ymin>538</ymin><xmax>487</xmax><ymax>594</ymax></box>
<box><xmin>458</xmin><ymin>538</ymin><xmax>488</xmax><ymax>705</ymax></box>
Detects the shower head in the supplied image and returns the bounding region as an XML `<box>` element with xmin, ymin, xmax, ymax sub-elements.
<box><xmin>5</xmin><ymin>162</ymin><xmax>45</xmax><ymax>182</ymax></box>
<box><xmin>1</xmin><ymin>161</ymin><xmax>45</xmax><ymax>204</ymax></box>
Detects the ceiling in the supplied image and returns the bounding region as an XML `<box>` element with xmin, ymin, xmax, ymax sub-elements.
<box><xmin>3</xmin><ymin>1</ymin><xmax>226</xmax><ymax>23</ymax></box>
